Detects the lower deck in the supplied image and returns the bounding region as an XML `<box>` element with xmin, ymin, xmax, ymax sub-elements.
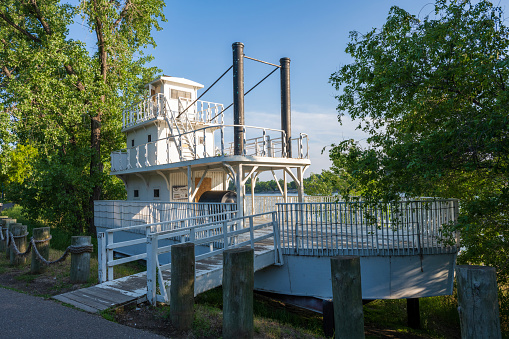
<box><xmin>87</xmin><ymin>198</ymin><xmax>459</xmax><ymax>312</ymax></box>
<box><xmin>54</xmin><ymin>244</ymin><xmax>275</xmax><ymax>313</ymax></box>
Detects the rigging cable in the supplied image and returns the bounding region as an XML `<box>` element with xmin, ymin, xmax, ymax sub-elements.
<box><xmin>210</xmin><ymin>66</ymin><xmax>279</xmax><ymax>121</ymax></box>
<box><xmin>176</xmin><ymin>65</ymin><xmax>233</xmax><ymax>119</ymax></box>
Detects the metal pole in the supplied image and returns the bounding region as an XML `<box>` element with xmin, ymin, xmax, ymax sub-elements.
<box><xmin>233</xmin><ymin>42</ymin><xmax>245</xmax><ymax>156</ymax></box>
<box><xmin>280</xmin><ymin>57</ymin><xmax>291</xmax><ymax>158</ymax></box>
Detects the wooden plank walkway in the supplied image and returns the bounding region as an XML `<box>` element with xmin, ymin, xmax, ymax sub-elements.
<box><xmin>53</xmin><ymin>244</ymin><xmax>276</xmax><ymax>313</ymax></box>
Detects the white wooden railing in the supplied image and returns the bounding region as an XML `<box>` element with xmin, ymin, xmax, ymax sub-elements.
<box><xmin>94</xmin><ymin>201</ymin><xmax>237</xmax><ymax>234</ymax></box>
<box><xmin>97</xmin><ymin>211</ymin><xmax>282</xmax><ymax>304</ymax></box>
<box><xmin>96</xmin><ymin>210</ymin><xmax>238</xmax><ymax>283</ymax></box>
<box><xmin>245</xmin><ymin>195</ymin><xmax>336</xmax><ymax>216</ymax></box>
<box><xmin>277</xmin><ymin>199</ymin><xmax>459</xmax><ymax>256</ymax></box>
<box><xmin>110</xmin><ymin>125</ymin><xmax>310</xmax><ymax>172</ymax></box>
<box><xmin>122</xmin><ymin>94</ymin><xmax>224</xmax><ymax>130</ymax></box>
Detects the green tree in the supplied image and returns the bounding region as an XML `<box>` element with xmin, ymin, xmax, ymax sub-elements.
<box><xmin>0</xmin><ymin>0</ymin><xmax>164</xmax><ymax>233</ymax></box>
<box><xmin>330</xmin><ymin>0</ymin><xmax>509</xmax><ymax>319</ymax></box>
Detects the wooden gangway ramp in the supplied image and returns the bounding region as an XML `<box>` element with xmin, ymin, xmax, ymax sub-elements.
<box><xmin>53</xmin><ymin>244</ymin><xmax>275</xmax><ymax>313</ymax></box>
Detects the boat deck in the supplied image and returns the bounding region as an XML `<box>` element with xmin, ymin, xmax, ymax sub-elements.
<box><xmin>53</xmin><ymin>244</ymin><xmax>275</xmax><ymax>313</ymax></box>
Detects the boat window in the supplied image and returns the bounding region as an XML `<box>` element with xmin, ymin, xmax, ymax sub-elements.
<box><xmin>171</xmin><ymin>89</ymin><xmax>191</xmax><ymax>100</ymax></box>
<box><xmin>154</xmin><ymin>189</ymin><xmax>160</xmax><ymax>198</ymax></box>
<box><xmin>134</xmin><ymin>190</ymin><xmax>139</xmax><ymax>198</ymax></box>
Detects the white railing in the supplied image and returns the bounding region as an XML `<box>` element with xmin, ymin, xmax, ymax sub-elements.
<box><xmin>97</xmin><ymin>211</ymin><xmax>282</xmax><ymax>304</ymax></box>
<box><xmin>123</xmin><ymin>94</ymin><xmax>225</xmax><ymax>130</ymax></box>
<box><xmin>245</xmin><ymin>195</ymin><xmax>336</xmax><ymax>216</ymax></box>
<box><xmin>123</xmin><ymin>94</ymin><xmax>166</xmax><ymax>129</ymax></box>
<box><xmin>97</xmin><ymin>209</ymin><xmax>239</xmax><ymax>283</ymax></box>
<box><xmin>178</xmin><ymin>97</ymin><xmax>224</xmax><ymax>125</ymax></box>
<box><xmin>94</xmin><ymin>200</ymin><xmax>237</xmax><ymax>234</ymax></box>
<box><xmin>110</xmin><ymin>124</ymin><xmax>310</xmax><ymax>172</ymax></box>
<box><xmin>277</xmin><ymin>199</ymin><xmax>459</xmax><ymax>256</ymax></box>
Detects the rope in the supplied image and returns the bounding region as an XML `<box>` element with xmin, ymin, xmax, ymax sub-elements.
<box><xmin>210</xmin><ymin>66</ymin><xmax>279</xmax><ymax>121</ymax></box>
<box><xmin>176</xmin><ymin>65</ymin><xmax>233</xmax><ymax>119</ymax></box>
<box><xmin>6</xmin><ymin>232</ymin><xmax>93</xmax><ymax>266</ymax></box>
<box><xmin>12</xmin><ymin>232</ymin><xmax>28</xmax><ymax>239</ymax></box>
<box><xmin>33</xmin><ymin>235</ymin><xmax>52</xmax><ymax>243</ymax></box>
<box><xmin>9</xmin><ymin>233</ymin><xmax>32</xmax><ymax>258</ymax></box>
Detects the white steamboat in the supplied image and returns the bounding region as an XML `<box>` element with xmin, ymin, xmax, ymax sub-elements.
<box><xmin>84</xmin><ymin>43</ymin><xmax>457</xmax><ymax>320</ymax></box>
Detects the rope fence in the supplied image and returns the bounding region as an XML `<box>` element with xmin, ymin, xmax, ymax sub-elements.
<box><xmin>6</xmin><ymin>231</ymin><xmax>92</xmax><ymax>265</ymax></box>
<box><xmin>0</xmin><ymin>219</ymin><xmax>94</xmax><ymax>282</ymax></box>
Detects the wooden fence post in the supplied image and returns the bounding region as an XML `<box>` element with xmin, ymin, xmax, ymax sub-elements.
<box><xmin>31</xmin><ymin>227</ymin><xmax>50</xmax><ymax>274</ymax></box>
<box><xmin>97</xmin><ymin>232</ymin><xmax>106</xmax><ymax>283</ymax></box>
<box><xmin>70</xmin><ymin>236</ymin><xmax>91</xmax><ymax>283</ymax></box>
<box><xmin>407</xmin><ymin>298</ymin><xmax>420</xmax><ymax>329</ymax></box>
<box><xmin>223</xmin><ymin>247</ymin><xmax>254</xmax><ymax>339</ymax></box>
<box><xmin>0</xmin><ymin>217</ymin><xmax>7</xmax><ymax>252</ymax></box>
<box><xmin>10</xmin><ymin>224</ymin><xmax>27</xmax><ymax>266</ymax></box>
<box><xmin>170</xmin><ymin>243</ymin><xmax>195</xmax><ymax>331</ymax></box>
<box><xmin>456</xmin><ymin>265</ymin><xmax>501</xmax><ymax>339</ymax></box>
<box><xmin>331</xmin><ymin>256</ymin><xmax>365</xmax><ymax>339</ymax></box>
<box><xmin>3</xmin><ymin>219</ymin><xmax>16</xmax><ymax>258</ymax></box>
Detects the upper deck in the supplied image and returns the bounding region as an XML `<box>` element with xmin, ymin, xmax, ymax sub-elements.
<box><xmin>111</xmin><ymin>92</ymin><xmax>310</xmax><ymax>174</ymax></box>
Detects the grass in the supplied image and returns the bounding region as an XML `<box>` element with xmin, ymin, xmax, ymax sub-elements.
<box><xmin>0</xmin><ymin>206</ymin><xmax>476</xmax><ymax>337</ymax></box>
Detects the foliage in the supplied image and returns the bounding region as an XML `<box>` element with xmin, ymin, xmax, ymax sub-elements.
<box><xmin>330</xmin><ymin>0</ymin><xmax>509</xmax><ymax>320</ymax></box>
<box><xmin>304</xmin><ymin>151</ymin><xmax>360</xmax><ymax>197</ymax></box>
<box><xmin>0</xmin><ymin>0</ymin><xmax>164</xmax><ymax>233</ymax></box>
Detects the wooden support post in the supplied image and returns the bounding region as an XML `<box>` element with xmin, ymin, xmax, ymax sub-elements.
<box><xmin>297</xmin><ymin>166</ymin><xmax>304</xmax><ymax>203</ymax></box>
<box><xmin>223</xmin><ymin>247</ymin><xmax>254</xmax><ymax>339</ymax></box>
<box><xmin>70</xmin><ymin>236</ymin><xmax>91</xmax><ymax>283</ymax></box>
<box><xmin>407</xmin><ymin>298</ymin><xmax>420</xmax><ymax>329</ymax></box>
<box><xmin>4</xmin><ymin>219</ymin><xmax>16</xmax><ymax>258</ymax></box>
<box><xmin>97</xmin><ymin>232</ymin><xmax>106</xmax><ymax>283</ymax></box>
<box><xmin>170</xmin><ymin>243</ymin><xmax>195</xmax><ymax>331</ymax></box>
<box><xmin>0</xmin><ymin>216</ymin><xmax>8</xmax><ymax>252</ymax></box>
<box><xmin>31</xmin><ymin>227</ymin><xmax>50</xmax><ymax>274</ymax></box>
<box><xmin>10</xmin><ymin>224</ymin><xmax>27</xmax><ymax>266</ymax></box>
<box><xmin>456</xmin><ymin>265</ymin><xmax>501</xmax><ymax>339</ymax></box>
<box><xmin>322</xmin><ymin>299</ymin><xmax>335</xmax><ymax>337</ymax></box>
<box><xmin>331</xmin><ymin>256</ymin><xmax>365</xmax><ymax>339</ymax></box>
<box><xmin>146</xmin><ymin>233</ymin><xmax>157</xmax><ymax>305</ymax></box>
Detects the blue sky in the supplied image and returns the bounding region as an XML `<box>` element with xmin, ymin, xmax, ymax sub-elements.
<box><xmin>72</xmin><ymin>0</ymin><xmax>509</xmax><ymax>176</ymax></box>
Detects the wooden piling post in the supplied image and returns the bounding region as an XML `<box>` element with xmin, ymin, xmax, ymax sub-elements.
<box><xmin>31</xmin><ymin>227</ymin><xmax>50</xmax><ymax>274</ymax></box>
<box><xmin>170</xmin><ymin>243</ymin><xmax>195</xmax><ymax>331</ymax></box>
<box><xmin>3</xmin><ymin>219</ymin><xmax>16</xmax><ymax>258</ymax></box>
<box><xmin>10</xmin><ymin>224</ymin><xmax>27</xmax><ymax>266</ymax></box>
<box><xmin>322</xmin><ymin>299</ymin><xmax>335</xmax><ymax>337</ymax></box>
<box><xmin>0</xmin><ymin>216</ymin><xmax>7</xmax><ymax>252</ymax></box>
<box><xmin>407</xmin><ymin>298</ymin><xmax>420</xmax><ymax>329</ymax></box>
<box><xmin>456</xmin><ymin>265</ymin><xmax>501</xmax><ymax>339</ymax></box>
<box><xmin>70</xmin><ymin>236</ymin><xmax>91</xmax><ymax>283</ymax></box>
<box><xmin>331</xmin><ymin>256</ymin><xmax>365</xmax><ymax>339</ymax></box>
<box><xmin>223</xmin><ymin>247</ymin><xmax>254</xmax><ymax>339</ymax></box>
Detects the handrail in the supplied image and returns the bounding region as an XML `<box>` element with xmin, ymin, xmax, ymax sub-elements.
<box><xmin>110</xmin><ymin>123</ymin><xmax>309</xmax><ymax>172</ymax></box>
<box><xmin>276</xmin><ymin>199</ymin><xmax>459</xmax><ymax>257</ymax></box>
<box><xmin>97</xmin><ymin>208</ymin><xmax>238</xmax><ymax>282</ymax></box>
<box><xmin>98</xmin><ymin>210</ymin><xmax>282</xmax><ymax>303</ymax></box>
<box><xmin>104</xmin><ymin>209</ymin><xmax>237</xmax><ymax>234</ymax></box>
<box><xmin>146</xmin><ymin>211</ymin><xmax>281</xmax><ymax>304</ymax></box>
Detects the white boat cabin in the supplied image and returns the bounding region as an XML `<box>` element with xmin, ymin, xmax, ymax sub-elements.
<box><xmin>110</xmin><ymin>71</ymin><xmax>310</xmax><ymax>215</ymax></box>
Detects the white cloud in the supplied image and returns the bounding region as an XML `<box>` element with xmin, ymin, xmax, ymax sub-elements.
<box><xmin>244</xmin><ymin>107</ymin><xmax>370</xmax><ymax>176</ymax></box>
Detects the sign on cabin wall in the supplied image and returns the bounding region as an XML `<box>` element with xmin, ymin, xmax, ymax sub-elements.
<box><xmin>172</xmin><ymin>186</ymin><xmax>188</xmax><ymax>200</ymax></box>
<box><xmin>194</xmin><ymin>178</ymin><xmax>212</xmax><ymax>202</ymax></box>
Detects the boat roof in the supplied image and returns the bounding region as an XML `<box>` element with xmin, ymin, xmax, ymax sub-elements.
<box><xmin>146</xmin><ymin>76</ymin><xmax>204</xmax><ymax>89</ymax></box>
